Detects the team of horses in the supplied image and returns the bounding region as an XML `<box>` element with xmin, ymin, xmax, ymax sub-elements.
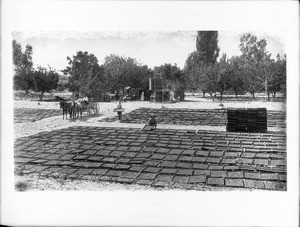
<box><xmin>59</xmin><ymin>98</ymin><xmax>98</xmax><ymax>119</ymax></box>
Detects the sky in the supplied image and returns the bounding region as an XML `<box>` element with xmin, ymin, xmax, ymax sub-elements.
<box><xmin>13</xmin><ymin>31</ymin><xmax>286</xmax><ymax>72</ymax></box>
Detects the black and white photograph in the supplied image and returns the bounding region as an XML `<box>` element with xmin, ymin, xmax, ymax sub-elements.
<box><xmin>1</xmin><ymin>1</ymin><xmax>299</xmax><ymax>226</ymax></box>
<box><xmin>12</xmin><ymin>30</ymin><xmax>287</xmax><ymax>191</ymax></box>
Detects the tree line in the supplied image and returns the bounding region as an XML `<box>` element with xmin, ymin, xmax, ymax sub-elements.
<box><xmin>13</xmin><ymin>39</ymin><xmax>184</xmax><ymax>101</ymax></box>
<box><xmin>184</xmin><ymin>32</ymin><xmax>286</xmax><ymax>101</ymax></box>
<box><xmin>13</xmin><ymin>40</ymin><xmax>60</xmax><ymax>100</ymax></box>
<box><xmin>13</xmin><ymin>31</ymin><xmax>286</xmax><ymax>101</ymax></box>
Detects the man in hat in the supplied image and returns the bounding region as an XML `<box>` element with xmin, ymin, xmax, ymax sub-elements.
<box><xmin>148</xmin><ymin>114</ymin><xmax>157</xmax><ymax>130</ymax></box>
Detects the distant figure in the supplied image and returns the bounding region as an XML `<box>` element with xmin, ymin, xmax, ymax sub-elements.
<box><xmin>171</xmin><ymin>96</ymin><xmax>180</xmax><ymax>103</ymax></box>
<box><xmin>115</xmin><ymin>91</ymin><xmax>120</xmax><ymax>101</ymax></box>
<box><xmin>219</xmin><ymin>103</ymin><xmax>224</xmax><ymax>107</ymax></box>
<box><xmin>148</xmin><ymin>114</ymin><xmax>157</xmax><ymax>129</ymax></box>
<box><xmin>141</xmin><ymin>91</ymin><xmax>145</xmax><ymax>101</ymax></box>
<box><xmin>170</xmin><ymin>91</ymin><xmax>175</xmax><ymax>102</ymax></box>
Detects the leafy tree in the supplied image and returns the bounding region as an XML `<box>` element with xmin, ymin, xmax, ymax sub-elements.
<box><xmin>187</xmin><ymin>62</ymin><xmax>207</xmax><ymax>95</ymax></box>
<box><xmin>185</xmin><ymin>31</ymin><xmax>220</xmax><ymax>96</ymax></box>
<box><xmin>215</xmin><ymin>53</ymin><xmax>231</xmax><ymax>101</ymax></box>
<box><xmin>240</xmin><ymin>60</ymin><xmax>264</xmax><ymax>99</ymax></box>
<box><xmin>63</xmin><ymin>51</ymin><xmax>106</xmax><ymax>96</ymax></box>
<box><xmin>12</xmin><ymin>40</ymin><xmax>34</xmax><ymax>94</ymax></box>
<box><xmin>56</xmin><ymin>74</ymin><xmax>69</xmax><ymax>91</ymax></box>
<box><xmin>154</xmin><ymin>64</ymin><xmax>186</xmax><ymax>93</ymax></box>
<box><xmin>196</xmin><ymin>31</ymin><xmax>220</xmax><ymax>64</ymax></box>
<box><xmin>184</xmin><ymin>51</ymin><xmax>205</xmax><ymax>94</ymax></box>
<box><xmin>184</xmin><ymin>67</ymin><xmax>201</xmax><ymax>95</ymax></box>
<box><xmin>227</xmin><ymin>56</ymin><xmax>247</xmax><ymax>97</ymax></box>
<box><xmin>239</xmin><ymin>34</ymin><xmax>271</xmax><ymax>62</ymax></box>
<box><xmin>266</xmin><ymin>54</ymin><xmax>286</xmax><ymax>99</ymax></box>
<box><xmin>104</xmin><ymin>54</ymin><xmax>128</xmax><ymax>95</ymax></box>
<box><xmin>189</xmin><ymin>63</ymin><xmax>218</xmax><ymax>101</ymax></box>
<box><xmin>31</xmin><ymin>66</ymin><xmax>59</xmax><ymax>100</ymax></box>
<box><xmin>184</xmin><ymin>51</ymin><xmax>203</xmax><ymax>72</ymax></box>
<box><xmin>128</xmin><ymin>64</ymin><xmax>150</xmax><ymax>91</ymax></box>
<box><xmin>190</xmin><ymin>56</ymin><xmax>229</xmax><ymax>101</ymax></box>
<box><xmin>82</xmin><ymin>65</ymin><xmax>107</xmax><ymax>96</ymax></box>
<box><xmin>103</xmin><ymin>54</ymin><xmax>149</xmax><ymax>98</ymax></box>
<box><xmin>277</xmin><ymin>54</ymin><xmax>286</xmax><ymax>97</ymax></box>
<box><xmin>239</xmin><ymin>33</ymin><xmax>272</xmax><ymax>99</ymax></box>
<box><xmin>186</xmin><ymin>52</ymin><xmax>228</xmax><ymax>101</ymax></box>
<box><xmin>200</xmin><ymin>64</ymin><xmax>219</xmax><ymax>100</ymax></box>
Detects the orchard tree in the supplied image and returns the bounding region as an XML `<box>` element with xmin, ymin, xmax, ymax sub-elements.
<box><xmin>63</xmin><ymin>51</ymin><xmax>106</xmax><ymax>96</ymax></box>
<box><xmin>103</xmin><ymin>54</ymin><xmax>149</xmax><ymax>97</ymax></box>
<box><xmin>227</xmin><ymin>56</ymin><xmax>247</xmax><ymax>97</ymax></box>
<box><xmin>276</xmin><ymin>54</ymin><xmax>286</xmax><ymax>97</ymax></box>
<box><xmin>31</xmin><ymin>66</ymin><xmax>59</xmax><ymax>100</ymax></box>
<box><xmin>104</xmin><ymin>54</ymin><xmax>128</xmax><ymax>94</ymax></box>
<box><xmin>215</xmin><ymin>53</ymin><xmax>231</xmax><ymax>101</ymax></box>
<box><xmin>187</xmin><ymin>62</ymin><xmax>209</xmax><ymax>96</ymax></box>
<box><xmin>199</xmin><ymin>63</ymin><xmax>219</xmax><ymax>100</ymax></box>
<box><xmin>240</xmin><ymin>59</ymin><xmax>264</xmax><ymax>99</ymax></box>
<box><xmin>12</xmin><ymin>40</ymin><xmax>34</xmax><ymax>94</ymax></box>
<box><xmin>184</xmin><ymin>51</ymin><xmax>205</xmax><ymax>94</ymax></box>
<box><xmin>185</xmin><ymin>51</ymin><xmax>203</xmax><ymax>73</ymax></box>
<box><xmin>189</xmin><ymin>63</ymin><xmax>218</xmax><ymax>101</ymax></box>
<box><xmin>184</xmin><ymin>66</ymin><xmax>201</xmax><ymax>95</ymax></box>
<box><xmin>191</xmin><ymin>55</ymin><xmax>229</xmax><ymax>101</ymax></box>
<box><xmin>185</xmin><ymin>31</ymin><xmax>220</xmax><ymax>96</ymax></box>
<box><xmin>239</xmin><ymin>33</ymin><xmax>272</xmax><ymax>99</ymax></box>
<box><xmin>128</xmin><ymin>64</ymin><xmax>150</xmax><ymax>91</ymax></box>
<box><xmin>80</xmin><ymin>65</ymin><xmax>106</xmax><ymax>96</ymax></box>
<box><xmin>154</xmin><ymin>63</ymin><xmax>186</xmax><ymax>92</ymax></box>
<box><xmin>239</xmin><ymin>34</ymin><xmax>271</xmax><ymax>61</ymax></box>
<box><xmin>266</xmin><ymin>54</ymin><xmax>286</xmax><ymax>99</ymax></box>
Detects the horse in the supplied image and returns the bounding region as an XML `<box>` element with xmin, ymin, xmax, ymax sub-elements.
<box><xmin>59</xmin><ymin>101</ymin><xmax>73</xmax><ymax>119</ymax></box>
<box><xmin>59</xmin><ymin>97</ymin><xmax>98</xmax><ymax>120</ymax></box>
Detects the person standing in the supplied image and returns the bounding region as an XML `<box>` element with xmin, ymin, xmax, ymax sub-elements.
<box><xmin>141</xmin><ymin>91</ymin><xmax>145</xmax><ymax>101</ymax></box>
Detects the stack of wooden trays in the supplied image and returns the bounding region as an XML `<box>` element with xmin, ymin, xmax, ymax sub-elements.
<box><xmin>226</xmin><ymin>108</ymin><xmax>267</xmax><ymax>132</ymax></box>
<box><xmin>257</xmin><ymin>108</ymin><xmax>267</xmax><ymax>132</ymax></box>
<box><xmin>236</xmin><ymin>108</ymin><xmax>247</xmax><ymax>132</ymax></box>
<box><xmin>247</xmin><ymin>108</ymin><xmax>258</xmax><ymax>132</ymax></box>
<box><xmin>226</xmin><ymin>108</ymin><xmax>238</xmax><ymax>132</ymax></box>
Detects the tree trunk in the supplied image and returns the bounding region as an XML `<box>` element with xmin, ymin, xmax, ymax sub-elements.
<box><xmin>273</xmin><ymin>92</ymin><xmax>276</xmax><ymax>98</ymax></box>
<box><xmin>252</xmin><ymin>92</ymin><xmax>255</xmax><ymax>99</ymax></box>
<box><xmin>235</xmin><ymin>92</ymin><xmax>238</xmax><ymax>98</ymax></box>
<box><xmin>220</xmin><ymin>91</ymin><xmax>223</xmax><ymax>101</ymax></box>
<box><xmin>25</xmin><ymin>89</ymin><xmax>29</xmax><ymax>98</ymax></box>
<box><xmin>209</xmin><ymin>93</ymin><xmax>214</xmax><ymax>102</ymax></box>
<box><xmin>265</xmin><ymin>78</ymin><xmax>268</xmax><ymax>102</ymax></box>
<box><xmin>40</xmin><ymin>92</ymin><xmax>44</xmax><ymax>101</ymax></box>
<box><xmin>203</xmin><ymin>91</ymin><xmax>205</xmax><ymax>97</ymax></box>
<box><xmin>122</xmin><ymin>87</ymin><xmax>125</xmax><ymax>100</ymax></box>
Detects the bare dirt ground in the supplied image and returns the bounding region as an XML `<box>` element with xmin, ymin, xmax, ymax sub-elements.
<box><xmin>14</xmin><ymin>93</ymin><xmax>286</xmax><ymax>191</ymax></box>
<box><xmin>15</xmin><ymin>174</ymin><xmax>255</xmax><ymax>191</ymax></box>
<box><xmin>14</xmin><ymin>94</ymin><xmax>286</xmax><ymax>139</ymax></box>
